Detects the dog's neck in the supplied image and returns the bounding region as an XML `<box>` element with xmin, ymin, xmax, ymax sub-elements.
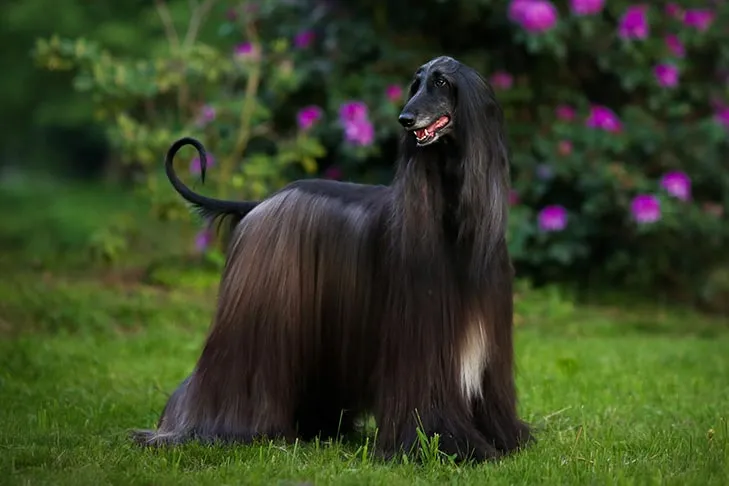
<box><xmin>390</xmin><ymin>136</ymin><xmax>507</xmax><ymax>280</ymax></box>
<box><xmin>390</xmin><ymin>141</ymin><xmax>468</xmax><ymax>255</ymax></box>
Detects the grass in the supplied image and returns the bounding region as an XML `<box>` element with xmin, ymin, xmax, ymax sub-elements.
<box><xmin>1</xmin><ymin>175</ymin><xmax>728</xmax><ymax>485</ymax></box>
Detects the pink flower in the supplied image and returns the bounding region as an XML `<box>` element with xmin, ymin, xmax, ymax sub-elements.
<box><xmin>660</xmin><ymin>170</ymin><xmax>691</xmax><ymax>201</ymax></box>
<box><xmin>665</xmin><ymin>34</ymin><xmax>685</xmax><ymax>58</ymax></box>
<box><xmin>555</xmin><ymin>104</ymin><xmax>576</xmax><ymax>121</ymax></box>
<box><xmin>293</xmin><ymin>30</ymin><xmax>315</xmax><ymax>49</ymax></box>
<box><xmin>195</xmin><ymin>104</ymin><xmax>216</xmax><ymax>126</ymax></box>
<box><xmin>234</xmin><ymin>42</ymin><xmax>254</xmax><ymax>57</ymax></box>
<box><xmin>385</xmin><ymin>84</ymin><xmax>403</xmax><ymax>102</ymax></box>
<box><xmin>296</xmin><ymin>105</ymin><xmax>323</xmax><ymax>131</ymax></box>
<box><xmin>523</xmin><ymin>1</ymin><xmax>559</xmax><ymax>33</ymax></box>
<box><xmin>665</xmin><ymin>3</ymin><xmax>682</xmax><ymax>19</ymax></box>
<box><xmin>491</xmin><ymin>71</ymin><xmax>513</xmax><ymax>90</ymax></box>
<box><xmin>631</xmin><ymin>194</ymin><xmax>661</xmax><ymax>224</ymax></box>
<box><xmin>195</xmin><ymin>228</ymin><xmax>213</xmax><ymax>253</ymax></box>
<box><xmin>538</xmin><ymin>205</ymin><xmax>568</xmax><ymax>232</ymax></box>
<box><xmin>558</xmin><ymin>140</ymin><xmax>573</xmax><ymax>156</ymax></box>
<box><xmin>338</xmin><ymin>100</ymin><xmax>374</xmax><ymax>145</ymax></box>
<box><xmin>509</xmin><ymin>189</ymin><xmax>520</xmax><ymax>206</ymax></box>
<box><xmin>586</xmin><ymin>105</ymin><xmax>622</xmax><ymax>133</ymax></box>
<box><xmin>618</xmin><ymin>5</ymin><xmax>649</xmax><ymax>40</ymax></box>
<box><xmin>323</xmin><ymin>166</ymin><xmax>343</xmax><ymax>180</ymax></box>
<box><xmin>569</xmin><ymin>0</ymin><xmax>604</xmax><ymax>16</ymax></box>
<box><xmin>715</xmin><ymin>106</ymin><xmax>729</xmax><ymax>129</ymax></box>
<box><xmin>654</xmin><ymin>63</ymin><xmax>679</xmax><ymax>88</ymax></box>
<box><xmin>508</xmin><ymin>0</ymin><xmax>532</xmax><ymax>23</ymax></box>
<box><xmin>683</xmin><ymin>9</ymin><xmax>714</xmax><ymax>31</ymax></box>
<box><xmin>190</xmin><ymin>153</ymin><xmax>215</xmax><ymax>175</ymax></box>
<box><xmin>509</xmin><ymin>0</ymin><xmax>559</xmax><ymax>33</ymax></box>
<box><xmin>343</xmin><ymin>119</ymin><xmax>375</xmax><ymax>146</ymax></box>
<box><xmin>338</xmin><ymin>101</ymin><xmax>374</xmax><ymax>145</ymax></box>
<box><xmin>338</xmin><ymin>101</ymin><xmax>369</xmax><ymax>123</ymax></box>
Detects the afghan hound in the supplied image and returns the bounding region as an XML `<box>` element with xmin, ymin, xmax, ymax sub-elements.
<box><xmin>132</xmin><ymin>55</ymin><xmax>532</xmax><ymax>462</ymax></box>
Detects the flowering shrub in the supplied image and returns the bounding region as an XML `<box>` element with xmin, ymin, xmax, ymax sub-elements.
<box><xmin>32</xmin><ymin>0</ymin><xmax>331</xmax><ymax>244</ymax></box>
<box><xmin>33</xmin><ymin>0</ymin><xmax>729</xmax><ymax>304</ymax></box>
<box><xmin>495</xmin><ymin>0</ymin><xmax>729</xmax><ymax>305</ymax></box>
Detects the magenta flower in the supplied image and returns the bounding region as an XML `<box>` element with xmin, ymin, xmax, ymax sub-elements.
<box><xmin>343</xmin><ymin>119</ymin><xmax>375</xmax><ymax>146</ymax></box>
<box><xmin>660</xmin><ymin>170</ymin><xmax>691</xmax><ymax>201</ymax></box>
<box><xmin>339</xmin><ymin>100</ymin><xmax>374</xmax><ymax>145</ymax></box>
<box><xmin>323</xmin><ymin>166</ymin><xmax>343</xmax><ymax>180</ymax></box>
<box><xmin>555</xmin><ymin>104</ymin><xmax>576</xmax><ymax>121</ymax></box>
<box><xmin>508</xmin><ymin>0</ymin><xmax>532</xmax><ymax>23</ymax></box>
<box><xmin>538</xmin><ymin>205</ymin><xmax>568</xmax><ymax>232</ymax></box>
<box><xmin>522</xmin><ymin>0</ymin><xmax>559</xmax><ymax>33</ymax></box>
<box><xmin>558</xmin><ymin>140</ymin><xmax>573</xmax><ymax>156</ymax></box>
<box><xmin>195</xmin><ymin>228</ymin><xmax>213</xmax><ymax>253</ymax></box>
<box><xmin>234</xmin><ymin>42</ymin><xmax>254</xmax><ymax>57</ymax></box>
<box><xmin>293</xmin><ymin>30</ymin><xmax>315</xmax><ymax>49</ymax></box>
<box><xmin>665</xmin><ymin>3</ymin><xmax>682</xmax><ymax>19</ymax></box>
<box><xmin>654</xmin><ymin>63</ymin><xmax>679</xmax><ymax>88</ymax></box>
<box><xmin>586</xmin><ymin>105</ymin><xmax>622</xmax><ymax>133</ymax></box>
<box><xmin>569</xmin><ymin>0</ymin><xmax>604</xmax><ymax>16</ymax></box>
<box><xmin>338</xmin><ymin>101</ymin><xmax>369</xmax><ymax>123</ymax></box>
<box><xmin>665</xmin><ymin>34</ymin><xmax>685</xmax><ymax>58</ymax></box>
<box><xmin>509</xmin><ymin>0</ymin><xmax>559</xmax><ymax>33</ymax></box>
<box><xmin>297</xmin><ymin>105</ymin><xmax>323</xmax><ymax>131</ymax></box>
<box><xmin>490</xmin><ymin>71</ymin><xmax>513</xmax><ymax>90</ymax></box>
<box><xmin>715</xmin><ymin>106</ymin><xmax>729</xmax><ymax>129</ymax></box>
<box><xmin>195</xmin><ymin>104</ymin><xmax>216</xmax><ymax>127</ymax></box>
<box><xmin>683</xmin><ymin>9</ymin><xmax>714</xmax><ymax>31</ymax></box>
<box><xmin>618</xmin><ymin>5</ymin><xmax>649</xmax><ymax>40</ymax></box>
<box><xmin>509</xmin><ymin>189</ymin><xmax>520</xmax><ymax>206</ymax></box>
<box><xmin>190</xmin><ymin>153</ymin><xmax>215</xmax><ymax>175</ymax></box>
<box><xmin>631</xmin><ymin>194</ymin><xmax>661</xmax><ymax>224</ymax></box>
<box><xmin>386</xmin><ymin>84</ymin><xmax>403</xmax><ymax>102</ymax></box>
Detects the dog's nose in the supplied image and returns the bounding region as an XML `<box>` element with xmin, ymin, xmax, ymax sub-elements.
<box><xmin>398</xmin><ymin>112</ymin><xmax>416</xmax><ymax>128</ymax></box>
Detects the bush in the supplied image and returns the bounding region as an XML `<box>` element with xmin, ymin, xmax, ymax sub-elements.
<box><xmin>33</xmin><ymin>0</ymin><xmax>729</xmax><ymax>306</ymax></box>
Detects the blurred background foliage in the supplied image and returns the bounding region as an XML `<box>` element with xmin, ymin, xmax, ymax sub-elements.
<box><xmin>1</xmin><ymin>0</ymin><xmax>728</xmax><ymax>312</ymax></box>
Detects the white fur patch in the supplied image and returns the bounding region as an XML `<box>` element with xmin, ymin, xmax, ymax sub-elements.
<box><xmin>459</xmin><ymin>319</ymin><xmax>488</xmax><ymax>401</ymax></box>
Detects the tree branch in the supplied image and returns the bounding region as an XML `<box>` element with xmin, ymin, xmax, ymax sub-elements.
<box><xmin>154</xmin><ymin>0</ymin><xmax>180</xmax><ymax>51</ymax></box>
<box><xmin>218</xmin><ymin>19</ymin><xmax>262</xmax><ymax>199</ymax></box>
<box><xmin>183</xmin><ymin>0</ymin><xmax>218</xmax><ymax>49</ymax></box>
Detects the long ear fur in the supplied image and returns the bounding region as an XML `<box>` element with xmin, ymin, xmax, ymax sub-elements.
<box><xmin>452</xmin><ymin>66</ymin><xmax>511</xmax><ymax>276</ymax></box>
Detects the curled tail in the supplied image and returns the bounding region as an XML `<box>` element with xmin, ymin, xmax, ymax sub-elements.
<box><xmin>165</xmin><ymin>136</ymin><xmax>259</xmax><ymax>240</ymax></box>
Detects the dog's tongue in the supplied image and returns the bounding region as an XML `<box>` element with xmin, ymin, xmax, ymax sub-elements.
<box><xmin>415</xmin><ymin>116</ymin><xmax>449</xmax><ymax>140</ymax></box>
<box><xmin>430</xmin><ymin>115</ymin><xmax>449</xmax><ymax>131</ymax></box>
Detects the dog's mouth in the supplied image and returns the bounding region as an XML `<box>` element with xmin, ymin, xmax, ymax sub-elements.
<box><xmin>413</xmin><ymin>115</ymin><xmax>451</xmax><ymax>145</ymax></box>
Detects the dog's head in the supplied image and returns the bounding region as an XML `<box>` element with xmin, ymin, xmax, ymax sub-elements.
<box><xmin>398</xmin><ymin>56</ymin><xmax>461</xmax><ymax>147</ymax></box>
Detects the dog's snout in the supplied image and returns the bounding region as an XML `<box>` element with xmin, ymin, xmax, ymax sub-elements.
<box><xmin>398</xmin><ymin>112</ymin><xmax>416</xmax><ymax>128</ymax></box>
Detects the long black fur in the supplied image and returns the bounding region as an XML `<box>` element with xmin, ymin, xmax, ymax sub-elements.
<box><xmin>133</xmin><ymin>56</ymin><xmax>532</xmax><ymax>462</ymax></box>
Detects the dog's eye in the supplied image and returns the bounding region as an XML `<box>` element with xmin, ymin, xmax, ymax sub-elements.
<box><xmin>434</xmin><ymin>78</ymin><xmax>447</xmax><ymax>88</ymax></box>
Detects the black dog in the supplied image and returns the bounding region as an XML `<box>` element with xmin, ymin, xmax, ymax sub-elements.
<box><xmin>133</xmin><ymin>55</ymin><xmax>532</xmax><ymax>462</ymax></box>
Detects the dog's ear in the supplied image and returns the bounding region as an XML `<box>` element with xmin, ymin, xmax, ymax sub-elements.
<box><xmin>452</xmin><ymin>66</ymin><xmax>510</xmax><ymax>271</ymax></box>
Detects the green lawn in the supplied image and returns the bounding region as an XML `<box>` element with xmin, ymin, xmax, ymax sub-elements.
<box><xmin>1</xmin><ymin>175</ymin><xmax>728</xmax><ymax>485</ymax></box>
